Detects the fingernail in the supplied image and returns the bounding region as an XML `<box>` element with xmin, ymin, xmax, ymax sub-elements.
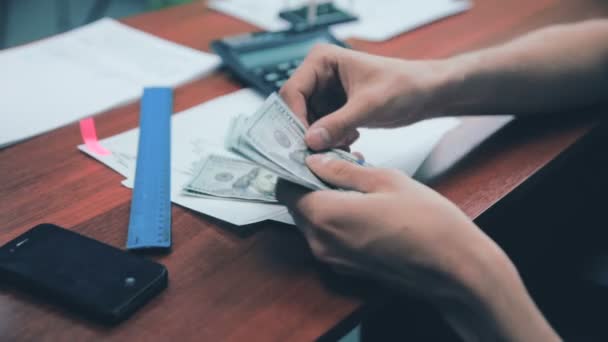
<box><xmin>306</xmin><ymin>154</ymin><xmax>332</xmax><ymax>165</ymax></box>
<box><xmin>306</xmin><ymin>154</ymin><xmax>322</xmax><ymax>165</ymax></box>
<box><xmin>307</xmin><ymin>127</ymin><xmax>331</xmax><ymax>149</ymax></box>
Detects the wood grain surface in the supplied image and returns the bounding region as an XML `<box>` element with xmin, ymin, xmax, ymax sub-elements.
<box><xmin>1</xmin><ymin>0</ymin><xmax>607</xmax><ymax>341</ymax></box>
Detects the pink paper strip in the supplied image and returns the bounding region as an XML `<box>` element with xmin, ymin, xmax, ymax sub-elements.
<box><xmin>79</xmin><ymin>118</ymin><xmax>110</xmax><ymax>155</ymax></box>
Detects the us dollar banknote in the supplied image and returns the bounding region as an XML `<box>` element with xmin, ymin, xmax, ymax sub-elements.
<box><xmin>226</xmin><ymin>113</ymin><xmax>322</xmax><ymax>190</ymax></box>
<box><xmin>227</xmin><ymin>93</ymin><xmax>367</xmax><ymax>191</ymax></box>
<box><xmin>184</xmin><ymin>154</ymin><xmax>278</xmax><ymax>202</ymax></box>
<box><xmin>184</xmin><ymin>92</ymin><xmax>367</xmax><ymax>203</ymax></box>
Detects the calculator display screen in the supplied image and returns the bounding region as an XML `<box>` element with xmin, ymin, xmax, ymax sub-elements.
<box><xmin>238</xmin><ymin>37</ymin><xmax>330</xmax><ymax>69</ymax></box>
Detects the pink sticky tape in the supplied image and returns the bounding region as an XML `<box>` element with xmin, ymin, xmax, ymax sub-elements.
<box><xmin>79</xmin><ymin>117</ymin><xmax>110</xmax><ymax>155</ymax></box>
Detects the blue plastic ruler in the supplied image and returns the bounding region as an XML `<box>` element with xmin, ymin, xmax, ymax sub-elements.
<box><xmin>126</xmin><ymin>87</ymin><xmax>172</xmax><ymax>250</ymax></box>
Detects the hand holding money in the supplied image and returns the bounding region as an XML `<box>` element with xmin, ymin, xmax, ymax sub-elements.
<box><xmin>183</xmin><ymin>93</ymin><xmax>366</xmax><ymax>202</ymax></box>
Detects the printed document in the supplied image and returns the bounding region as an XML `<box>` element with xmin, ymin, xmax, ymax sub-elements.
<box><xmin>0</xmin><ymin>18</ymin><xmax>220</xmax><ymax>148</ymax></box>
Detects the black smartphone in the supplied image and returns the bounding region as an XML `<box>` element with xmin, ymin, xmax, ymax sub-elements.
<box><xmin>0</xmin><ymin>223</ymin><xmax>168</xmax><ymax>324</ymax></box>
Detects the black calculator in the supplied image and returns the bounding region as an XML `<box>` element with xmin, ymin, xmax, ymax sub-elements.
<box><xmin>211</xmin><ymin>28</ymin><xmax>348</xmax><ymax>95</ymax></box>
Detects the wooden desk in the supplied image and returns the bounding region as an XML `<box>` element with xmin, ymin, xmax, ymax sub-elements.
<box><xmin>1</xmin><ymin>1</ymin><xmax>607</xmax><ymax>340</ymax></box>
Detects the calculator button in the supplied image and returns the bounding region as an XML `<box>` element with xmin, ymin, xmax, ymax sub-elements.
<box><xmin>251</xmin><ymin>67</ymin><xmax>264</xmax><ymax>75</ymax></box>
<box><xmin>264</xmin><ymin>72</ymin><xmax>280</xmax><ymax>82</ymax></box>
<box><xmin>286</xmin><ymin>68</ymin><xmax>296</xmax><ymax>76</ymax></box>
<box><xmin>292</xmin><ymin>59</ymin><xmax>303</xmax><ymax>67</ymax></box>
<box><xmin>274</xmin><ymin>79</ymin><xmax>286</xmax><ymax>89</ymax></box>
<box><xmin>318</xmin><ymin>4</ymin><xmax>330</xmax><ymax>14</ymax></box>
<box><xmin>277</xmin><ymin>62</ymin><xmax>291</xmax><ymax>71</ymax></box>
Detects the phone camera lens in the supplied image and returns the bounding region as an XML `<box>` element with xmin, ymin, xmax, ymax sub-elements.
<box><xmin>124</xmin><ymin>277</ymin><xmax>136</xmax><ymax>287</ymax></box>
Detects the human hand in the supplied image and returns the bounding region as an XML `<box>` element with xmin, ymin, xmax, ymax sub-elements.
<box><xmin>277</xmin><ymin>155</ymin><xmax>561</xmax><ymax>341</ymax></box>
<box><xmin>279</xmin><ymin>44</ymin><xmax>446</xmax><ymax>151</ymax></box>
<box><xmin>276</xmin><ymin>154</ymin><xmax>505</xmax><ymax>299</ymax></box>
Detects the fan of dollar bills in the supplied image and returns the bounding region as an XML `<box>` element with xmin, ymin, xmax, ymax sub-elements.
<box><xmin>183</xmin><ymin>93</ymin><xmax>366</xmax><ymax>203</ymax></box>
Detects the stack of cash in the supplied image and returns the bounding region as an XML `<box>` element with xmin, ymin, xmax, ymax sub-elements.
<box><xmin>183</xmin><ymin>93</ymin><xmax>363</xmax><ymax>203</ymax></box>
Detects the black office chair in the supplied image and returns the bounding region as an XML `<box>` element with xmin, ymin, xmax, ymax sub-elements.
<box><xmin>56</xmin><ymin>0</ymin><xmax>173</xmax><ymax>31</ymax></box>
<box><xmin>55</xmin><ymin>0</ymin><xmax>112</xmax><ymax>32</ymax></box>
<box><xmin>0</xmin><ymin>0</ymin><xmax>111</xmax><ymax>49</ymax></box>
<box><xmin>0</xmin><ymin>0</ymin><xmax>8</xmax><ymax>49</ymax></box>
<box><xmin>0</xmin><ymin>0</ymin><xmax>173</xmax><ymax>49</ymax></box>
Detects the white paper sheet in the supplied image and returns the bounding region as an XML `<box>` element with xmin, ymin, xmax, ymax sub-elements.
<box><xmin>79</xmin><ymin>89</ymin><xmax>459</xmax><ymax>225</ymax></box>
<box><xmin>208</xmin><ymin>0</ymin><xmax>471</xmax><ymax>41</ymax></box>
<box><xmin>331</xmin><ymin>0</ymin><xmax>472</xmax><ymax>41</ymax></box>
<box><xmin>0</xmin><ymin>18</ymin><xmax>220</xmax><ymax>148</ymax></box>
<box><xmin>80</xmin><ymin>89</ymin><xmax>287</xmax><ymax>226</ymax></box>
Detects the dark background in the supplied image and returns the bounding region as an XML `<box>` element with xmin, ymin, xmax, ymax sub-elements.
<box><xmin>363</xmin><ymin>119</ymin><xmax>608</xmax><ymax>341</ymax></box>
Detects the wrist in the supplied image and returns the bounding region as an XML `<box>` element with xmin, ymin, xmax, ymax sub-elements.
<box><xmin>422</xmin><ymin>54</ymin><xmax>484</xmax><ymax>116</ymax></box>
<box><xmin>446</xmin><ymin>232</ymin><xmax>515</xmax><ymax>304</ymax></box>
<box><xmin>431</xmin><ymin>235</ymin><xmax>517</xmax><ymax>339</ymax></box>
<box><xmin>433</xmin><ymin>231</ymin><xmax>560</xmax><ymax>341</ymax></box>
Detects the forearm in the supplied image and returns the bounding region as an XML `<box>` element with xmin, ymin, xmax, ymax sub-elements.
<box><xmin>434</xmin><ymin>233</ymin><xmax>560</xmax><ymax>342</ymax></box>
<box><xmin>430</xmin><ymin>20</ymin><xmax>608</xmax><ymax>116</ymax></box>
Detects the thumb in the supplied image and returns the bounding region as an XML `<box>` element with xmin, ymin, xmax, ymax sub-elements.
<box><xmin>305</xmin><ymin>100</ymin><xmax>365</xmax><ymax>151</ymax></box>
<box><xmin>306</xmin><ymin>154</ymin><xmax>380</xmax><ymax>193</ymax></box>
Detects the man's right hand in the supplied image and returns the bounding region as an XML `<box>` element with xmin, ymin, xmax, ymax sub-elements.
<box><xmin>279</xmin><ymin>44</ymin><xmax>447</xmax><ymax>151</ymax></box>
